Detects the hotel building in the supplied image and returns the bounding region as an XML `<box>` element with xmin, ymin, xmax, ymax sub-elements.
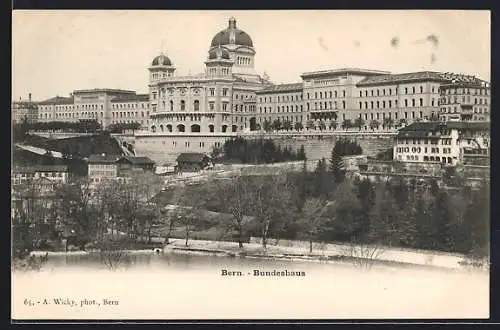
<box><xmin>393</xmin><ymin>121</ymin><xmax>490</xmax><ymax>165</ymax></box>
<box><xmin>438</xmin><ymin>73</ymin><xmax>490</xmax><ymax>122</ymax></box>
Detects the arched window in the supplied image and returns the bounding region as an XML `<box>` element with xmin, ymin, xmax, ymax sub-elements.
<box><xmin>194</xmin><ymin>100</ymin><xmax>200</xmax><ymax>111</ymax></box>
<box><xmin>180</xmin><ymin>100</ymin><xmax>185</xmax><ymax>111</ymax></box>
<box><xmin>170</xmin><ymin>100</ymin><xmax>174</xmax><ymax>111</ymax></box>
<box><xmin>151</xmin><ymin>125</ymin><xmax>156</xmax><ymax>132</ymax></box>
<box><xmin>232</xmin><ymin>125</ymin><xmax>238</xmax><ymax>132</ymax></box>
<box><xmin>159</xmin><ymin>125</ymin><xmax>164</xmax><ymax>132</ymax></box>
<box><xmin>209</xmin><ymin>124</ymin><xmax>214</xmax><ymax>133</ymax></box>
<box><xmin>221</xmin><ymin>125</ymin><xmax>228</xmax><ymax>133</ymax></box>
<box><xmin>191</xmin><ymin>124</ymin><xmax>201</xmax><ymax>132</ymax></box>
<box><xmin>177</xmin><ymin>124</ymin><xmax>185</xmax><ymax>132</ymax></box>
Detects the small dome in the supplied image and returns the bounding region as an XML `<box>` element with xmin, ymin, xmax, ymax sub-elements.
<box><xmin>151</xmin><ymin>54</ymin><xmax>172</xmax><ymax>66</ymax></box>
<box><xmin>210</xmin><ymin>17</ymin><xmax>253</xmax><ymax>48</ymax></box>
<box><xmin>208</xmin><ymin>47</ymin><xmax>231</xmax><ymax>60</ymax></box>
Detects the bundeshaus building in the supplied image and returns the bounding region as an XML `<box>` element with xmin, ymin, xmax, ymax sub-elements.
<box><xmin>23</xmin><ymin>17</ymin><xmax>490</xmax><ymax>164</ymax></box>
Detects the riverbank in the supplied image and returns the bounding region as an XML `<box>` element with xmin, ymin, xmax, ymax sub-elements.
<box><xmin>27</xmin><ymin>237</ymin><xmax>488</xmax><ymax>272</ymax></box>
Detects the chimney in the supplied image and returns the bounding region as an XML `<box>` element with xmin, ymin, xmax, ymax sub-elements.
<box><xmin>29</xmin><ymin>93</ymin><xmax>32</xmax><ymax>101</ymax></box>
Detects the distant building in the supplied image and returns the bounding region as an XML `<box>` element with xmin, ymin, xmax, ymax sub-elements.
<box><xmin>255</xmin><ymin>83</ymin><xmax>304</xmax><ymax>130</ymax></box>
<box><xmin>12</xmin><ymin>93</ymin><xmax>38</xmax><ymax>124</ymax></box>
<box><xmin>393</xmin><ymin>121</ymin><xmax>490</xmax><ymax>165</ymax></box>
<box><xmin>175</xmin><ymin>153</ymin><xmax>213</xmax><ymax>172</ymax></box>
<box><xmin>87</xmin><ymin>154</ymin><xmax>156</xmax><ymax>184</ymax></box>
<box><xmin>37</xmin><ymin>89</ymin><xmax>151</xmax><ymax>129</ymax></box>
<box><xmin>11</xmin><ymin>165</ymin><xmax>69</xmax><ymax>186</ymax></box>
<box><xmin>438</xmin><ymin>74</ymin><xmax>490</xmax><ymax>122</ymax></box>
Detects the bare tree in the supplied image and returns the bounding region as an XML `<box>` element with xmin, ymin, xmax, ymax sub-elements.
<box><xmin>213</xmin><ymin>176</ymin><xmax>253</xmax><ymax>248</ymax></box>
<box><xmin>298</xmin><ymin>198</ymin><xmax>333</xmax><ymax>254</ymax></box>
<box><xmin>250</xmin><ymin>174</ymin><xmax>296</xmax><ymax>249</ymax></box>
<box><xmin>342</xmin><ymin>242</ymin><xmax>385</xmax><ymax>270</ymax></box>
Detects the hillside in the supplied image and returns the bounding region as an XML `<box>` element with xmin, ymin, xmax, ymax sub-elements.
<box><xmin>19</xmin><ymin>132</ymin><xmax>122</xmax><ymax>158</ymax></box>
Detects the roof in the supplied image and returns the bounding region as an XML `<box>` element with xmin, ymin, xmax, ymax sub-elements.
<box><xmin>256</xmin><ymin>83</ymin><xmax>303</xmax><ymax>94</ymax></box>
<box><xmin>176</xmin><ymin>153</ymin><xmax>210</xmax><ymax>163</ymax></box>
<box><xmin>208</xmin><ymin>46</ymin><xmax>231</xmax><ymax>60</ymax></box>
<box><xmin>38</xmin><ymin>96</ymin><xmax>74</xmax><ymax>105</ymax></box>
<box><xmin>210</xmin><ymin>17</ymin><xmax>253</xmax><ymax>48</ymax></box>
<box><xmin>301</xmin><ymin>68</ymin><xmax>390</xmax><ymax>79</ymax></box>
<box><xmin>73</xmin><ymin>88</ymin><xmax>136</xmax><ymax>95</ymax></box>
<box><xmin>125</xmin><ymin>156</ymin><xmax>155</xmax><ymax>165</ymax></box>
<box><xmin>446</xmin><ymin>121</ymin><xmax>490</xmax><ymax>131</ymax></box>
<box><xmin>110</xmin><ymin>94</ymin><xmax>149</xmax><ymax>103</ymax></box>
<box><xmin>357</xmin><ymin>71</ymin><xmax>449</xmax><ymax>86</ymax></box>
<box><xmin>87</xmin><ymin>154</ymin><xmax>123</xmax><ymax>164</ymax></box>
<box><xmin>396</xmin><ymin>122</ymin><xmax>446</xmax><ymax>138</ymax></box>
<box><xmin>12</xmin><ymin>165</ymin><xmax>68</xmax><ymax>173</ymax></box>
<box><xmin>151</xmin><ymin>54</ymin><xmax>172</xmax><ymax>66</ymax></box>
<box><xmin>396</xmin><ymin>121</ymin><xmax>490</xmax><ymax>139</ymax></box>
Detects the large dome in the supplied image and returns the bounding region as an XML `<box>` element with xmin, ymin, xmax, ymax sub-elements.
<box><xmin>151</xmin><ymin>54</ymin><xmax>172</xmax><ymax>66</ymax></box>
<box><xmin>210</xmin><ymin>17</ymin><xmax>253</xmax><ymax>48</ymax></box>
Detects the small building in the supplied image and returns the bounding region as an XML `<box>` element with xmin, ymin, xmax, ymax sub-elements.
<box><xmin>87</xmin><ymin>153</ymin><xmax>156</xmax><ymax>184</ymax></box>
<box><xmin>175</xmin><ymin>153</ymin><xmax>213</xmax><ymax>172</ymax></box>
<box><xmin>11</xmin><ymin>165</ymin><xmax>69</xmax><ymax>186</ymax></box>
<box><xmin>393</xmin><ymin>121</ymin><xmax>490</xmax><ymax>166</ymax></box>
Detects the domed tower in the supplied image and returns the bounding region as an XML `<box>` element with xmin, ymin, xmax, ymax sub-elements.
<box><xmin>205</xmin><ymin>45</ymin><xmax>234</xmax><ymax>78</ymax></box>
<box><xmin>148</xmin><ymin>53</ymin><xmax>175</xmax><ymax>113</ymax></box>
<box><xmin>148</xmin><ymin>53</ymin><xmax>175</xmax><ymax>83</ymax></box>
<box><xmin>209</xmin><ymin>17</ymin><xmax>256</xmax><ymax>76</ymax></box>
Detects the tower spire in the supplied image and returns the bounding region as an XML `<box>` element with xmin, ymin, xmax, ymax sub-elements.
<box><xmin>160</xmin><ymin>39</ymin><xmax>165</xmax><ymax>55</ymax></box>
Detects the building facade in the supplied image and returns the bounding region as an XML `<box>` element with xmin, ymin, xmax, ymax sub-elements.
<box><xmin>438</xmin><ymin>73</ymin><xmax>490</xmax><ymax>122</ymax></box>
<box><xmin>255</xmin><ymin>83</ymin><xmax>304</xmax><ymax>130</ymax></box>
<box><xmin>37</xmin><ymin>89</ymin><xmax>151</xmax><ymax>129</ymax></box>
<box><xmin>12</xmin><ymin>94</ymin><xmax>38</xmax><ymax>124</ymax></box>
<box><xmin>87</xmin><ymin>154</ymin><xmax>155</xmax><ymax>184</ymax></box>
<box><xmin>147</xmin><ymin>17</ymin><xmax>269</xmax><ymax>135</ymax></box>
<box><xmin>11</xmin><ymin>165</ymin><xmax>69</xmax><ymax>186</ymax></box>
<box><xmin>393</xmin><ymin>121</ymin><xmax>490</xmax><ymax>165</ymax></box>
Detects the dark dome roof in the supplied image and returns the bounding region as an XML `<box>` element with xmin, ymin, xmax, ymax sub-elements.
<box><xmin>208</xmin><ymin>47</ymin><xmax>231</xmax><ymax>60</ymax></box>
<box><xmin>151</xmin><ymin>54</ymin><xmax>172</xmax><ymax>66</ymax></box>
<box><xmin>210</xmin><ymin>17</ymin><xmax>253</xmax><ymax>48</ymax></box>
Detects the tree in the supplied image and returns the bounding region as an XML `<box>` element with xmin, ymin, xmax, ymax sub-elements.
<box><xmin>283</xmin><ymin>120</ymin><xmax>293</xmax><ymax>131</ymax></box>
<box><xmin>318</xmin><ymin>120</ymin><xmax>326</xmax><ymax>132</ymax></box>
<box><xmin>294</xmin><ymin>122</ymin><xmax>303</xmax><ymax>131</ymax></box>
<box><xmin>325</xmin><ymin>181</ymin><xmax>364</xmax><ymax>242</ymax></box>
<box><xmin>354</xmin><ymin>117</ymin><xmax>365</xmax><ymax>130</ymax></box>
<box><xmin>369</xmin><ymin>120</ymin><xmax>380</xmax><ymax>131</ymax></box>
<box><xmin>272</xmin><ymin>119</ymin><xmax>283</xmax><ymax>131</ymax></box>
<box><xmin>368</xmin><ymin>186</ymin><xmax>404</xmax><ymax>247</ymax></box>
<box><xmin>306</xmin><ymin>120</ymin><xmax>314</xmax><ymax>131</ymax></box>
<box><xmin>355</xmin><ymin>178</ymin><xmax>376</xmax><ymax>239</ymax></box>
<box><xmin>297</xmin><ymin>145</ymin><xmax>307</xmax><ymax>161</ymax></box>
<box><xmin>214</xmin><ymin>176</ymin><xmax>254</xmax><ymax>248</ymax></box>
<box><xmin>383</xmin><ymin>117</ymin><xmax>394</xmax><ymax>129</ymax></box>
<box><xmin>329</xmin><ymin>121</ymin><xmax>338</xmax><ymax>130</ymax></box>
<box><xmin>54</xmin><ymin>179</ymin><xmax>96</xmax><ymax>250</ymax></box>
<box><xmin>249</xmin><ymin>117</ymin><xmax>257</xmax><ymax>131</ymax></box>
<box><xmin>249</xmin><ymin>175</ymin><xmax>296</xmax><ymax>249</ymax></box>
<box><xmin>263</xmin><ymin>120</ymin><xmax>272</xmax><ymax>133</ymax></box>
<box><xmin>298</xmin><ymin>198</ymin><xmax>331</xmax><ymax>253</ymax></box>
<box><xmin>329</xmin><ymin>147</ymin><xmax>345</xmax><ymax>184</ymax></box>
<box><xmin>342</xmin><ymin>119</ymin><xmax>352</xmax><ymax>130</ymax></box>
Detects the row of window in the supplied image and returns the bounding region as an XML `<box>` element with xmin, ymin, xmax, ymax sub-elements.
<box><xmin>398</xmin><ymin>138</ymin><xmax>451</xmax><ymax>145</ymax></box>
<box><xmin>441</xmin><ymin>87</ymin><xmax>489</xmax><ymax>96</ymax></box>
<box><xmin>440</xmin><ymin>96</ymin><xmax>489</xmax><ymax>105</ymax></box>
<box><xmin>396</xmin><ymin>155</ymin><xmax>453</xmax><ymax>164</ymax></box>
<box><xmin>259</xmin><ymin>94</ymin><xmax>302</xmax><ymax>103</ymax></box>
<box><xmin>15</xmin><ymin>172</ymin><xmax>65</xmax><ymax>178</ymax></box>
<box><xmin>308</xmin><ymin>90</ymin><xmax>346</xmax><ymax>100</ymax></box>
<box><xmin>396</xmin><ymin>146</ymin><xmax>452</xmax><ymax>154</ymax></box>
<box><xmin>112</xmin><ymin>111</ymin><xmax>149</xmax><ymax>118</ymax></box>
<box><xmin>440</xmin><ymin>107</ymin><xmax>488</xmax><ymax>114</ymax></box>
<box><xmin>257</xmin><ymin>116</ymin><xmax>302</xmax><ymax>123</ymax></box>
<box><xmin>260</xmin><ymin>105</ymin><xmax>303</xmax><ymax>114</ymax></box>
<box><xmin>149</xmin><ymin>124</ymin><xmax>237</xmax><ymax>133</ymax></box>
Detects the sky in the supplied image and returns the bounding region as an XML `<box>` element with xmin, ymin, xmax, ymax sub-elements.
<box><xmin>12</xmin><ymin>10</ymin><xmax>490</xmax><ymax>102</ymax></box>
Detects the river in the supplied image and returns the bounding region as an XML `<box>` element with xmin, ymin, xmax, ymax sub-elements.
<box><xmin>11</xmin><ymin>252</ymin><xmax>488</xmax><ymax>320</ymax></box>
